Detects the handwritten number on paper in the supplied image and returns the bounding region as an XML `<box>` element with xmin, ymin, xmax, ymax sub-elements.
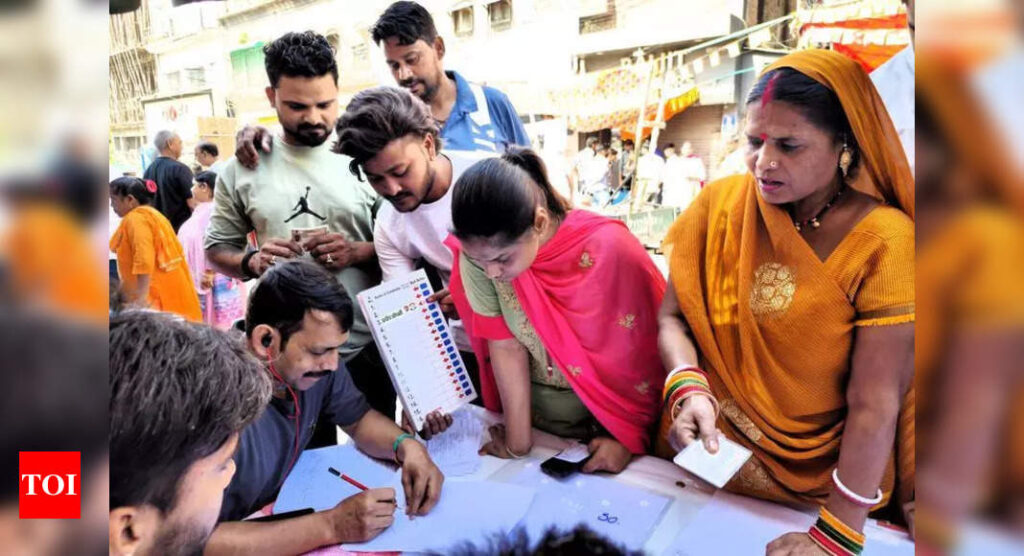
<box><xmin>597</xmin><ymin>512</ymin><xmax>619</xmax><ymax>524</ymax></box>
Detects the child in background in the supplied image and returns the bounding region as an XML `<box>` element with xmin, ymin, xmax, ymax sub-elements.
<box><xmin>177</xmin><ymin>171</ymin><xmax>245</xmax><ymax>329</ymax></box>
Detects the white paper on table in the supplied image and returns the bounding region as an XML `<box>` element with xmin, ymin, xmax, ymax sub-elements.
<box><xmin>343</xmin><ymin>481</ymin><xmax>536</xmax><ymax>553</ymax></box>
<box><xmin>273</xmin><ymin>444</ymin><xmax>398</xmax><ymax>514</ymax></box>
<box><xmin>505</xmin><ymin>462</ymin><xmax>673</xmax><ymax>551</ymax></box>
<box><xmin>275</xmin><ymin>443</ymin><xmax>536</xmax><ymax>553</ymax></box>
<box><xmin>426</xmin><ymin>408</ymin><xmax>484</xmax><ymax>477</ymax></box>
<box><xmin>672</xmin><ymin>434</ymin><xmax>751</xmax><ymax>488</ymax></box>
<box><xmin>660</xmin><ymin>490</ymin><xmax>914</xmax><ymax>556</ymax></box>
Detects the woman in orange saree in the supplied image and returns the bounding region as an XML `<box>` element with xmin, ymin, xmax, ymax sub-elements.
<box><xmin>656</xmin><ymin>49</ymin><xmax>914</xmax><ymax>555</ymax></box>
<box><xmin>109</xmin><ymin>177</ymin><xmax>202</xmax><ymax>322</ymax></box>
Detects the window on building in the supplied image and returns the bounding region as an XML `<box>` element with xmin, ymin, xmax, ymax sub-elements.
<box><xmin>165</xmin><ymin>70</ymin><xmax>181</xmax><ymax>91</ymax></box>
<box><xmin>579</xmin><ymin>0</ymin><xmax>616</xmax><ymax>34</ymax></box>
<box><xmin>186</xmin><ymin>67</ymin><xmax>206</xmax><ymax>89</ymax></box>
<box><xmin>488</xmin><ymin>0</ymin><xmax>512</xmax><ymax>31</ymax></box>
<box><xmin>452</xmin><ymin>7</ymin><xmax>474</xmax><ymax>37</ymax></box>
<box><xmin>230</xmin><ymin>44</ymin><xmax>265</xmax><ymax>89</ymax></box>
<box><xmin>350</xmin><ymin>29</ymin><xmax>373</xmax><ymax>73</ymax></box>
<box><xmin>352</xmin><ymin>43</ymin><xmax>369</xmax><ymax>61</ymax></box>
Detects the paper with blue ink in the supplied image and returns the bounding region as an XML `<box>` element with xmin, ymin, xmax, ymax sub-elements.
<box><xmin>357</xmin><ymin>270</ymin><xmax>477</xmax><ymax>430</ymax></box>
<box><xmin>505</xmin><ymin>463</ymin><xmax>672</xmax><ymax>551</ymax></box>
<box><xmin>426</xmin><ymin>408</ymin><xmax>484</xmax><ymax>476</ymax></box>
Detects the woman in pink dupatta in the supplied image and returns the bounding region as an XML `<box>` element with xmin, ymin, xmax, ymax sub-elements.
<box><xmin>445</xmin><ymin>147</ymin><xmax>667</xmax><ymax>473</ymax></box>
<box><xmin>177</xmin><ymin>171</ymin><xmax>245</xmax><ymax>329</ymax></box>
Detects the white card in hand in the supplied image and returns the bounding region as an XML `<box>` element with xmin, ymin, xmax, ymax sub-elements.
<box><xmin>672</xmin><ymin>434</ymin><xmax>752</xmax><ymax>488</ymax></box>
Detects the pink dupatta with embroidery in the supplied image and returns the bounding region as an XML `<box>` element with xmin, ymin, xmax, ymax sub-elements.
<box><xmin>446</xmin><ymin>210</ymin><xmax>667</xmax><ymax>453</ymax></box>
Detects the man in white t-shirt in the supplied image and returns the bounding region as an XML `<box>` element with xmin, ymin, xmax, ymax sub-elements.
<box><xmin>572</xmin><ymin>136</ymin><xmax>608</xmax><ymax>201</ymax></box>
<box><xmin>661</xmin><ymin>141</ymin><xmax>705</xmax><ymax>210</ymax></box>
<box><xmin>635</xmin><ymin>144</ymin><xmax>665</xmax><ymax>204</ymax></box>
<box><xmin>334</xmin><ymin>86</ymin><xmax>492</xmax><ymax>438</ymax></box>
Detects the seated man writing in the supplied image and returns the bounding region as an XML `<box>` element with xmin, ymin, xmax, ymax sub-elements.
<box><xmin>207</xmin><ymin>259</ymin><xmax>444</xmax><ymax>554</ymax></box>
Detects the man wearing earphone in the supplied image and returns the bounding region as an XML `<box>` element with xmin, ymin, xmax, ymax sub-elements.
<box><xmin>206</xmin><ymin>260</ymin><xmax>444</xmax><ymax>554</ymax></box>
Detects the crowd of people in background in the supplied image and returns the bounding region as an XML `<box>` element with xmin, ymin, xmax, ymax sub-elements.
<box><xmin>567</xmin><ymin>134</ymin><xmax>735</xmax><ymax>214</ymax></box>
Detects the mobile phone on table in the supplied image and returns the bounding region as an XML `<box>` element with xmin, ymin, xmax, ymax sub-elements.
<box><xmin>540</xmin><ymin>442</ymin><xmax>591</xmax><ymax>479</ymax></box>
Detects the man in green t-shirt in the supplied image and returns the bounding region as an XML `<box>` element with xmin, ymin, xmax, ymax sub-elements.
<box><xmin>205</xmin><ymin>31</ymin><xmax>395</xmax><ymax>422</ymax></box>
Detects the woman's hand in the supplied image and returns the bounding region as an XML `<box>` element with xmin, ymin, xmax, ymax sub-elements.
<box><xmin>766</xmin><ymin>532</ymin><xmax>828</xmax><ymax>556</ymax></box>
<box><xmin>667</xmin><ymin>395</ymin><xmax>719</xmax><ymax>453</ymax></box>
<box><xmin>426</xmin><ymin>288</ymin><xmax>457</xmax><ymax>319</ymax></box>
<box><xmin>478</xmin><ymin>423</ymin><xmax>530</xmax><ymax>459</ymax></box>
<box><xmin>581</xmin><ymin>436</ymin><xmax>632</xmax><ymax>474</ymax></box>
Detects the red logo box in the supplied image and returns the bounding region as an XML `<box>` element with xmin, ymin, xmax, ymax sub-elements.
<box><xmin>19</xmin><ymin>452</ymin><xmax>80</xmax><ymax>519</ymax></box>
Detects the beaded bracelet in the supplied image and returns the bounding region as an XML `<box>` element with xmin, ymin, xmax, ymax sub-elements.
<box><xmin>808</xmin><ymin>507</ymin><xmax>865</xmax><ymax>555</ymax></box>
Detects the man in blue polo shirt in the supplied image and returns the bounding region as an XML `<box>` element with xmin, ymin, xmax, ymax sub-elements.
<box><xmin>206</xmin><ymin>260</ymin><xmax>443</xmax><ymax>555</ymax></box>
<box><xmin>371</xmin><ymin>1</ymin><xmax>529</xmax><ymax>153</ymax></box>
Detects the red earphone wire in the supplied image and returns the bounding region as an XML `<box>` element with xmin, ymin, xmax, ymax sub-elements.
<box><xmin>267</xmin><ymin>356</ymin><xmax>302</xmax><ymax>487</ymax></box>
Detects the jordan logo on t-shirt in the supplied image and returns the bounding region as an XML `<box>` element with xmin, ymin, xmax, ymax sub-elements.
<box><xmin>285</xmin><ymin>186</ymin><xmax>326</xmax><ymax>222</ymax></box>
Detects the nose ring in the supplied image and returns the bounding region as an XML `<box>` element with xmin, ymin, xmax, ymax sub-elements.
<box><xmin>769</xmin><ymin>161</ymin><xmax>778</xmax><ymax>169</ymax></box>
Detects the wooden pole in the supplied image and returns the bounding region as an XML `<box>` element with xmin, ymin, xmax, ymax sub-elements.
<box><xmin>649</xmin><ymin>54</ymin><xmax>673</xmax><ymax>158</ymax></box>
<box><xmin>628</xmin><ymin>50</ymin><xmax>654</xmax><ymax>214</ymax></box>
<box><xmin>629</xmin><ymin>54</ymin><xmax>673</xmax><ymax>214</ymax></box>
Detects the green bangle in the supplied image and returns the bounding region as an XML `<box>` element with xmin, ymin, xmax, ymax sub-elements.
<box><xmin>393</xmin><ymin>433</ymin><xmax>414</xmax><ymax>463</ymax></box>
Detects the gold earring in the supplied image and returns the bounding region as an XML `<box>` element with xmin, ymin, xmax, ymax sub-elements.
<box><xmin>839</xmin><ymin>143</ymin><xmax>853</xmax><ymax>179</ymax></box>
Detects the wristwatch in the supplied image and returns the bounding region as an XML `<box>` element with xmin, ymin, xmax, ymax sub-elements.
<box><xmin>240</xmin><ymin>249</ymin><xmax>260</xmax><ymax>280</ymax></box>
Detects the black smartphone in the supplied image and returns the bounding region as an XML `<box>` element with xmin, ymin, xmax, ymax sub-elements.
<box><xmin>540</xmin><ymin>455</ymin><xmax>588</xmax><ymax>479</ymax></box>
<box><xmin>540</xmin><ymin>443</ymin><xmax>591</xmax><ymax>479</ymax></box>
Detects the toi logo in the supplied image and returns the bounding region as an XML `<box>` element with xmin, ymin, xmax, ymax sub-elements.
<box><xmin>19</xmin><ymin>452</ymin><xmax>80</xmax><ymax>519</ymax></box>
